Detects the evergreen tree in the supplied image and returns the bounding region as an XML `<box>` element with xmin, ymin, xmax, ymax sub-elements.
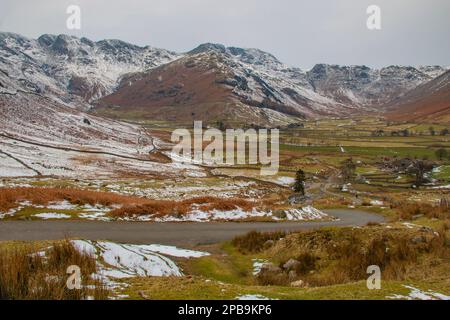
<box><xmin>294</xmin><ymin>169</ymin><xmax>306</xmax><ymax>195</ymax></box>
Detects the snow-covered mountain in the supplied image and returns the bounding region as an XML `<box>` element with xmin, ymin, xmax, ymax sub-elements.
<box><xmin>0</xmin><ymin>32</ymin><xmax>447</xmax><ymax>124</ymax></box>
<box><xmin>0</xmin><ymin>32</ymin><xmax>206</xmax><ymax>179</ymax></box>
<box><xmin>0</xmin><ymin>32</ymin><xmax>179</xmax><ymax>109</ymax></box>
<box><xmin>97</xmin><ymin>42</ymin><xmax>447</xmax><ymax>124</ymax></box>
<box><xmin>187</xmin><ymin>44</ymin><xmax>446</xmax><ymax>113</ymax></box>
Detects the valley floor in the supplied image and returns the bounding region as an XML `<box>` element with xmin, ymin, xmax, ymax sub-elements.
<box><xmin>0</xmin><ymin>117</ymin><xmax>449</xmax><ymax>300</ymax></box>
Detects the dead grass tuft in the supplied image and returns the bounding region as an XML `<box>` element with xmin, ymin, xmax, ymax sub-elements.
<box><xmin>0</xmin><ymin>240</ymin><xmax>109</xmax><ymax>300</ymax></box>
<box><xmin>110</xmin><ymin>196</ymin><xmax>255</xmax><ymax>218</ymax></box>
<box><xmin>0</xmin><ymin>187</ymin><xmax>258</xmax><ymax>219</ymax></box>
<box><xmin>0</xmin><ymin>187</ymin><xmax>148</xmax><ymax>212</ymax></box>
<box><xmin>393</xmin><ymin>201</ymin><xmax>450</xmax><ymax>221</ymax></box>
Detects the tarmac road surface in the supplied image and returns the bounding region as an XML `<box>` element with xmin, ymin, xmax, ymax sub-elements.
<box><xmin>0</xmin><ymin>209</ymin><xmax>384</xmax><ymax>246</ymax></box>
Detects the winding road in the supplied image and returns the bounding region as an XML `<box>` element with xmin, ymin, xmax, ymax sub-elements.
<box><xmin>0</xmin><ymin>209</ymin><xmax>384</xmax><ymax>246</ymax></box>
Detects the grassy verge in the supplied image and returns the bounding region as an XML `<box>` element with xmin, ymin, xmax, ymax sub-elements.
<box><xmin>182</xmin><ymin>242</ymin><xmax>257</xmax><ymax>285</ymax></box>
<box><xmin>122</xmin><ymin>275</ymin><xmax>449</xmax><ymax>300</ymax></box>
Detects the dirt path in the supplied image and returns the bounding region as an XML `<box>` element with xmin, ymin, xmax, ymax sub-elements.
<box><xmin>0</xmin><ymin>209</ymin><xmax>384</xmax><ymax>246</ymax></box>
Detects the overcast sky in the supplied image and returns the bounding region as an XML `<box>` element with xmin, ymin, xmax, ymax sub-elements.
<box><xmin>0</xmin><ymin>0</ymin><xmax>449</xmax><ymax>69</ymax></box>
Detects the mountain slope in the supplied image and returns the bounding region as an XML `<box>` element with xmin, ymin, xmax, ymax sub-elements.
<box><xmin>0</xmin><ymin>90</ymin><xmax>203</xmax><ymax>178</ymax></box>
<box><xmin>95</xmin><ymin>48</ymin><xmax>303</xmax><ymax>126</ymax></box>
<box><xmin>385</xmin><ymin>70</ymin><xmax>450</xmax><ymax>123</ymax></box>
<box><xmin>0</xmin><ymin>32</ymin><xmax>206</xmax><ymax>178</ymax></box>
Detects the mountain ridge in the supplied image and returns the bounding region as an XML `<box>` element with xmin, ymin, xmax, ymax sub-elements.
<box><xmin>1</xmin><ymin>31</ymin><xmax>448</xmax><ymax>125</ymax></box>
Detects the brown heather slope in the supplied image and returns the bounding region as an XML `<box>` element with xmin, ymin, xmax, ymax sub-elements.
<box><xmin>94</xmin><ymin>51</ymin><xmax>300</xmax><ymax>127</ymax></box>
<box><xmin>385</xmin><ymin>70</ymin><xmax>450</xmax><ymax>123</ymax></box>
<box><xmin>97</xmin><ymin>52</ymin><xmax>234</xmax><ymax>118</ymax></box>
<box><xmin>96</xmin><ymin>52</ymin><xmax>242</xmax><ymax>124</ymax></box>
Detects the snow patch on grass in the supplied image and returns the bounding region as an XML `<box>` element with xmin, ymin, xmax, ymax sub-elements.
<box><xmin>432</xmin><ymin>184</ymin><xmax>450</xmax><ymax>189</ymax></box>
<box><xmin>121</xmin><ymin>205</ymin><xmax>328</xmax><ymax>222</ymax></box>
<box><xmin>387</xmin><ymin>285</ymin><xmax>450</xmax><ymax>300</ymax></box>
<box><xmin>276</xmin><ymin>176</ymin><xmax>295</xmax><ymax>186</ymax></box>
<box><xmin>152</xmin><ymin>208</ymin><xmax>271</xmax><ymax>222</ymax></box>
<box><xmin>236</xmin><ymin>294</ymin><xmax>271</xmax><ymax>300</ymax></box>
<box><xmin>95</xmin><ymin>241</ymin><xmax>182</xmax><ymax>277</ymax></box>
<box><xmin>284</xmin><ymin>206</ymin><xmax>328</xmax><ymax>221</ymax></box>
<box><xmin>33</xmin><ymin>212</ymin><xmax>71</xmax><ymax>219</ymax></box>
<box><xmin>134</xmin><ymin>244</ymin><xmax>210</xmax><ymax>258</ymax></box>
<box><xmin>0</xmin><ymin>208</ymin><xmax>18</xmax><ymax>219</ymax></box>
<box><xmin>46</xmin><ymin>200</ymin><xmax>77</xmax><ymax>210</ymax></box>
<box><xmin>402</xmin><ymin>222</ymin><xmax>422</xmax><ymax>229</ymax></box>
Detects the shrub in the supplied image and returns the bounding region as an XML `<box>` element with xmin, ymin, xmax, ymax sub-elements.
<box><xmin>256</xmin><ymin>270</ymin><xmax>290</xmax><ymax>286</ymax></box>
<box><xmin>289</xmin><ymin>252</ymin><xmax>318</xmax><ymax>275</ymax></box>
<box><xmin>232</xmin><ymin>231</ymin><xmax>286</xmax><ymax>253</ymax></box>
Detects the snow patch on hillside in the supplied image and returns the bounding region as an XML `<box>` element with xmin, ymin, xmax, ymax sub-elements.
<box><xmin>71</xmin><ymin>240</ymin><xmax>209</xmax><ymax>279</ymax></box>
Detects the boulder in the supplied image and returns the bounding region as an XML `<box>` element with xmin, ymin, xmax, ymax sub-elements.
<box><xmin>290</xmin><ymin>279</ymin><xmax>305</xmax><ymax>287</ymax></box>
<box><xmin>411</xmin><ymin>235</ymin><xmax>426</xmax><ymax>244</ymax></box>
<box><xmin>288</xmin><ymin>193</ymin><xmax>307</xmax><ymax>205</ymax></box>
<box><xmin>260</xmin><ymin>263</ymin><xmax>281</xmax><ymax>273</ymax></box>
<box><xmin>283</xmin><ymin>259</ymin><xmax>300</xmax><ymax>271</ymax></box>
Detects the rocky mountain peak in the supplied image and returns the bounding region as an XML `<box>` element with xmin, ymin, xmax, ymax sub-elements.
<box><xmin>37</xmin><ymin>34</ymin><xmax>58</xmax><ymax>47</ymax></box>
<box><xmin>96</xmin><ymin>39</ymin><xmax>141</xmax><ymax>52</ymax></box>
<box><xmin>49</xmin><ymin>34</ymin><xmax>82</xmax><ymax>56</ymax></box>
<box><xmin>189</xmin><ymin>43</ymin><xmax>227</xmax><ymax>55</ymax></box>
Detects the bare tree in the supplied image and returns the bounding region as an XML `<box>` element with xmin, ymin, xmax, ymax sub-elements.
<box><xmin>408</xmin><ymin>160</ymin><xmax>434</xmax><ymax>187</ymax></box>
